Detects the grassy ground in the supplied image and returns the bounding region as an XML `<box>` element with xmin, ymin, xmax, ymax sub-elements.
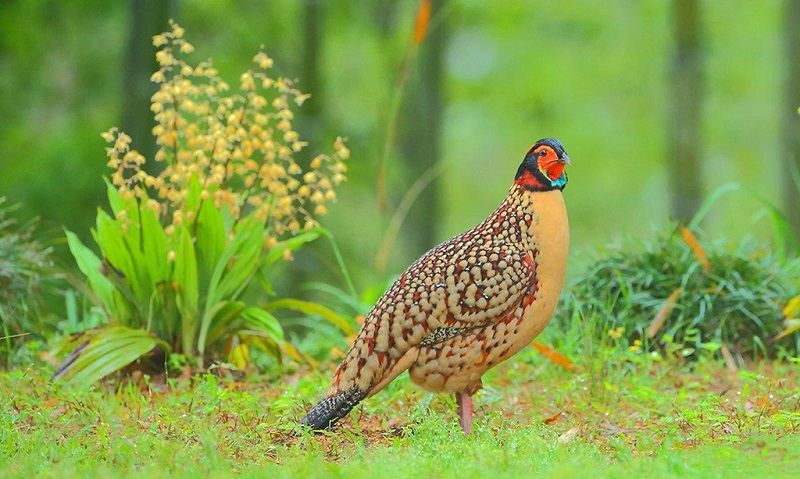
<box><xmin>1</xmin><ymin>348</ymin><xmax>798</xmax><ymax>478</ymax></box>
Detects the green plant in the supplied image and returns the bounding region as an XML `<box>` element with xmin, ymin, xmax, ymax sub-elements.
<box><xmin>53</xmin><ymin>23</ymin><xmax>351</xmax><ymax>384</ymax></box>
<box><xmin>559</xmin><ymin>223</ymin><xmax>800</xmax><ymax>360</ymax></box>
<box><xmin>0</xmin><ymin>197</ymin><xmax>55</xmax><ymax>367</ymax></box>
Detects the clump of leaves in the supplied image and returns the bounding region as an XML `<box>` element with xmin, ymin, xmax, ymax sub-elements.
<box><xmin>0</xmin><ymin>198</ymin><xmax>54</xmax><ymax>366</ymax></box>
<box><xmin>560</xmin><ymin>224</ymin><xmax>800</xmax><ymax>359</ymax></box>
<box><xmin>54</xmin><ymin>22</ymin><xmax>351</xmax><ymax>384</ymax></box>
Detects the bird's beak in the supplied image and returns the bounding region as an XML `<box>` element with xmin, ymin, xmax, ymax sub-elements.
<box><xmin>560</xmin><ymin>154</ymin><xmax>571</xmax><ymax>166</ymax></box>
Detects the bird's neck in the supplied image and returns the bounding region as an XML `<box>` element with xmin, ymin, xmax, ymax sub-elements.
<box><xmin>488</xmin><ymin>184</ymin><xmax>568</xmax><ymax>250</ymax></box>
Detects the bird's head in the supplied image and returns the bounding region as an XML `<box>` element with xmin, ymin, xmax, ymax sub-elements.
<box><xmin>514</xmin><ymin>138</ymin><xmax>570</xmax><ymax>191</ymax></box>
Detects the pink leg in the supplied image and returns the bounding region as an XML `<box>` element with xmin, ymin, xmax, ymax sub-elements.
<box><xmin>455</xmin><ymin>392</ymin><xmax>473</xmax><ymax>435</ymax></box>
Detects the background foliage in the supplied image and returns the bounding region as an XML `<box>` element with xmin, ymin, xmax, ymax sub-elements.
<box><xmin>1</xmin><ymin>1</ymin><xmax>796</xmax><ymax>283</ymax></box>
<box><xmin>0</xmin><ymin>1</ymin><xmax>799</xmax><ymax>370</ymax></box>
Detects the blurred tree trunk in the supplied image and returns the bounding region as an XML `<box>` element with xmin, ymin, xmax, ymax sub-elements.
<box><xmin>400</xmin><ymin>0</ymin><xmax>445</xmax><ymax>256</ymax></box>
<box><xmin>299</xmin><ymin>0</ymin><xmax>324</xmax><ymax>152</ymax></box>
<box><xmin>783</xmin><ymin>0</ymin><xmax>800</xmax><ymax>241</ymax></box>
<box><xmin>123</xmin><ymin>0</ymin><xmax>171</xmax><ymax>174</ymax></box>
<box><xmin>667</xmin><ymin>0</ymin><xmax>704</xmax><ymax>222</ymax></box>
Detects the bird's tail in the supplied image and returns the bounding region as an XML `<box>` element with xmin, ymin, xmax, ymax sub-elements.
<box><xmin>299</xmin><ymin>386</ymin><xmax>369</xmax><ymax>430</ymax></box>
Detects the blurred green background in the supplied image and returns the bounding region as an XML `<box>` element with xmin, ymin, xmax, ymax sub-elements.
<box><xmin>1</xmin><ymin>0</ymin><xmax>798</xmax><ymax>294</ymax></box>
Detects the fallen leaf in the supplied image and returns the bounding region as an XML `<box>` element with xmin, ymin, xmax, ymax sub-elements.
<box><xmin>531</xmin><ymin>342</ymin><xmax>576</xmax><ymax>370</ymax></box>
<box><xmin>680</xmin><ymin>225</ymin><xmax>711</xmax><ymax>271</ymax></box>
<box><xmin>544</xmin><ymin>411</ymin><xmax>563</xmax><ymax>425</ymax></box>
<box><xmin>413</xmin><ymin>0</ymin><xmax>432</xmax><ymax>44</ymax></box>
<box><xmin>557</xmin><ymin>425</ymin><xmax>582</xmax><ymax>444</ymax></box>
<box><xmin>773</xmin><ymin>318</ymin><xmax>800</xmax><ymax>341</ymax></box>
<box><xmin>647</xmin><ymin>287</ymin><xmax>682</xmax><ymax>338</ymax></box>
<box><xmin>782</xmin><ymin>295</ymin><xmax>800</xmax><ymax>318</ymax></box>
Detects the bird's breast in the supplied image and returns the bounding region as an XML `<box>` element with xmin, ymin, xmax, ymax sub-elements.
<box><xmin>517</xmin><ymin>189</ymin><xmax>569</xmax><ymax>341</ymax></box>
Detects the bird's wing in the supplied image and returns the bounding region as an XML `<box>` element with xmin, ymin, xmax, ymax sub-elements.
<box><xmin>326</xmin><ymin>233</ymin><xmax>537</xmax><ymax>396</ymax></box>
<box><xmin>365</xmin><ymin>233</ymin><xmax>537</xmax><ymax>351</ymax></box>
<box><xmin>433</xmin><ymin>240</ymin><xmax>536</xmax><ymax>326</ymax></box>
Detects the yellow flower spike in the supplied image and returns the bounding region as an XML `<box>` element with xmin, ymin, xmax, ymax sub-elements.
<box><xmin>179</xmin><ymin>42</ymin><xmax>194</xmax><ymax>54</ymax></box>
<box><xmin>272</xmin><ymin>97</ymin><xmax>287</xmax><ymax>110</ymax></box>
<box><xmin>286</xmin><ymin>163</ymin><xmax>301</xmax><ymax>176</ymax></box>
<box><xmin>240</xmin><ymin>72</ymin><xmax>256</xmax><ymax>91</ymax></box>
<box><xmin>253</xmin><ymin>51</ymin><xmax>274</xmax><ymax>69</ymax></box>
<box><xmin>250</xmin><ymin>95</ymin><xmax>267</xmax><ymax>109</ymax></box>
<box><xmin>146</xmin><ymin>199</ymin><xmax>160</xmax><ymax>213</ymax></box>
<box><xmin>152</xmin><ymin>34</ymin><xmax>168</xmax><ymax>47</ymax></box>
<box><xmin>314</xmin><ymin>204</ymin><xmax>327</xmax><ymax>216</ymax></box>
<box><xmin>101</xmin><ymin>129</ymin><xmax>117</xmax><ymax>142</ymax></box>
<box><xmin>155</xmin><ymin>50</ymin><xmax>171</xmax><ymax>67</ymax></box>
<box><xmin>150</xmin><ymin>71</ymin><xmax>166</xmax><ymax>83</ymax></box>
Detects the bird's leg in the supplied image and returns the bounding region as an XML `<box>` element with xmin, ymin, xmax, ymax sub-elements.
<box><xmin>455</xmin><ymin>392</ymin><xmax>473</xmax><ymax>435</ymax></box>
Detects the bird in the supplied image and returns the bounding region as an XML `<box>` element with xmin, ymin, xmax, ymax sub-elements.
<box><xmin>300</xmin><ymin>138</ymin><xmax>571</xmax><ymax>434</ymax></box>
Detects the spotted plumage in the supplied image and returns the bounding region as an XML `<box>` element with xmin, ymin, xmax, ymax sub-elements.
<box><xmin>301</xmin><ymin>138</ymin><xmax>571</xmax><ymax>433</ymax></box>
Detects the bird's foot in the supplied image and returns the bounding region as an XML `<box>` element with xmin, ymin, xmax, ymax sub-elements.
<box><xmin>455</xmin><ymin>392</ymin><xmax>473</xmax><ymax>435</ymax></box>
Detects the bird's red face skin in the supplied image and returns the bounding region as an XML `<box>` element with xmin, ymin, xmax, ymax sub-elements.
<box><xmin>514</xmin><ymin>143</ymin><xmax>569</xmax><ymax>191</ymax></box>
<box><xmin>535</xmin><ymin>145</ymin><xmax>566</xmax><ymax>181</ymax></box>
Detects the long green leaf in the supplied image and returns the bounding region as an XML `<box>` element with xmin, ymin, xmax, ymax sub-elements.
<box><xmin>51</xmin><ymin>325</ymin><xmax>168</xmax><ymax>384</ymax></box>
<box><xmin>65</xmin><ymin>229</ymin><xmax>116</xmax><ymax>312</ymax></box>
<box><xmin>94</xmin><ymin>210</ymin><xmax>145</xmax><ymax>305</ymax></box>
<box><xmin>139</xmin><ymin>201</ymin><xmax>170</xmax><ymax>284</ymax></box>
<box><xmin>240</xmin><ymin>307</ymin><xmax>284</xmax><ymax>341</ymax></box>
<box><xmin>263</xmin><ymin>230</ymin><xmax>320</xmax><ymax>267</ymax></box>
<box><xmin>173</xmin><ymin>226</ymin><xmax>199</xmax><ymax>355</ymax></box>
<box><xmin>213</xmin><ymin>217</ymin><xmax>264</xmax><ymax>301</ymax></box>
<box><xmin>264</xmin><ymin>298</ymin><xmax>354</xmax><ymax>335</ymax></box>
<box><xmin>194</xmin><ymin>200</ymin><xmax>225</xmax><ymax>300</ymax></box>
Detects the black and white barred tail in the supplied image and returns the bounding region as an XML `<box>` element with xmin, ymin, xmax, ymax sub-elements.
<box><xmin>299</xmin><ymin>386</ymin><xmax>368</xmax><ymax>430</ymax></box>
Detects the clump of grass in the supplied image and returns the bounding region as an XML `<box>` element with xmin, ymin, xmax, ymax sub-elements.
<box><xmin>559</xmin><ymin>224</ymin><xmax>800</xmax><ymax>360</ymax></box>
<box><xmin>0</xmin><ymin>198</ymin><xmax>54</xmax><ymax>366</ymax></box>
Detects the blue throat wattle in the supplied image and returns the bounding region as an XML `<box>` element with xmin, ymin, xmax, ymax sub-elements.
<box><xmin>550</xmin><ymin>173</ymin><xmax>567</xmax><ymax>188</ymax></box>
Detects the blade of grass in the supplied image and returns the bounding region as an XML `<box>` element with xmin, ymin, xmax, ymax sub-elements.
<box><xmin>375</xmin><ymin>162</ymin><xmax>445</xmax><ymax>273</ymax></box>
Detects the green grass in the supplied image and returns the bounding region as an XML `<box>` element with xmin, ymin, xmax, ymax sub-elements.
<box><xmin>2</xmin><ymin>349</ymin><xmax>798</xmax><ymax>478</ymax></box>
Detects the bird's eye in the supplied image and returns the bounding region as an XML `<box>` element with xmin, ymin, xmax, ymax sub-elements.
<box><xmin>538</xmin><ymin>149</ymin><xmax>548</xmax><ymax>157</ymax></box>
